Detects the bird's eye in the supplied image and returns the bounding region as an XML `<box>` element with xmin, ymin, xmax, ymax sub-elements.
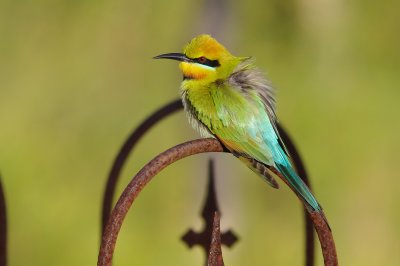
<box><xmin>198</xmin><ymin>56</ymin><xmax>207</xmax><ymax>64</ymax></box>
<box><xmin>195</xmin><ymin>56</ymin><xmax>220</xmax><ymax>67</ymax></box>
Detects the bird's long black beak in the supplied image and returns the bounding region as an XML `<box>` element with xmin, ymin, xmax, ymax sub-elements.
<box><xmin>153</xmin><ymin>53</ymin><xmax>191</xmax><ymax>62</ymax></box>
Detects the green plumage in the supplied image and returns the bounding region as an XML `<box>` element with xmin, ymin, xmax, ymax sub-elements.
<box><xmin>155</xmin><ymin>34</ymin><xmax>322</xmax><ymax>213</ymax></box>
<box><xmin>181</xmin><ymin>60</ymin><xmax>321</xmax><ymax>212</ymax></box>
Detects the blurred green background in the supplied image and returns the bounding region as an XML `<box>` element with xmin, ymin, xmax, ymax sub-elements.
<box><xmin>1</xmin><ymin>0</ymin><xmax>399</xmax><ymax>265</ymax></box>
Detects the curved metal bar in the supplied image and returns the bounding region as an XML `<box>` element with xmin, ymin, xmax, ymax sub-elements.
<box><xmin>98</xmin><ymin>138</ymin><xmax>337</xmax><ymax>266</ymax></box>
<box><xmin>98</xmin><ymin>138</ymin><xmax>225</xmax><ymax>266</ymax></box>
<box><xmin>277</xmin><ymin>124</ymin><xmax>315</xmax><ymax>266</ymax></box>
<box><xmin>266</xmin><ymin>166</ymin><xmax>337</xmax><ymax>266</ymax></box>
<box><xmin>101</xmin><ymin>99</ymin><xmax>182</xmax><ymax>232</ymax></box>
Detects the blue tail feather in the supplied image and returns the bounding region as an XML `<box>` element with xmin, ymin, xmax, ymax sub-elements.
<box><xmin>275</xmin><ymin>162</ymin><xmax>321</xmax><ymax>212</ymax></box>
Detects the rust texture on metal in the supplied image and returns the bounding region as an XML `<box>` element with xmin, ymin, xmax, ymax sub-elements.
<box><xmin>98</xmin><ymin>138</ymin><xmax>225</xmax><ymax>266</ymax></box>
<box><xmin>0</xmin><ymin>176</ymin><xmax>6</xmax><ymax>266</ymax></box>
<box><xmin>207</xmin><ymin>212</ymin><xmax>225</xmax><ymax>266</ymax></box>
<box><xmin>182</xmin><ymin>160</ymin><xmax>238</xmax><ymax>261</ymax></box>
<box><xmin>267</xmin><ymin>166</ymin><xmax>338</xmax><ymax>266</ymax></box>
<box><xmin>101</xmin><ymin>99</ymin><xmax>182</xmax><ymax>232</ymax></box>
<box><xmin>277</xmin><ymin>124</ymin><xmax>315</xmax><ymax>266</ymax></box>
<box><xmin>310</xmin><ymin>212</ymin><xmax>338</xmax><ymax>266</ymax></box>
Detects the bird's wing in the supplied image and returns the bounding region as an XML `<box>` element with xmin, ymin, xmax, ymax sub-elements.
<box><xmin>205</xmin><ymin>71</ymin><xmax>322</xmax><ymax>212</ymax></box>
<box><xmin>208</xmin><ymin>84</ymin><xmax>284</xmax><ymax>189</ymax></box>
<box><xmin>221</xmin><ymin>65</ymin><xmax>321</xmax><ymax>212</ymax></box>
<box><xmin>208</xmin><ymin>81</ymin><xmax>280</xmax><ymax>166</ymax></box>
<box><xmin>228</xmin><ymin>60</ymin><xmax>290</xmax><ymax>156</ymax></box>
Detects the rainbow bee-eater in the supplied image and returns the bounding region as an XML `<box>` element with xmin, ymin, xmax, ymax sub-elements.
<box><xmin>154</xmin><ymin>34</ymin><xmax>322</xmax><ymax>213</ymax></box>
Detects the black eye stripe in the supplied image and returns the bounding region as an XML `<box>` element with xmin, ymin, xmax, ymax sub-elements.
<box><xmin>193</xmin><ymin>57</ymin><xmax>220</xmax><ymax>67</ymax></box>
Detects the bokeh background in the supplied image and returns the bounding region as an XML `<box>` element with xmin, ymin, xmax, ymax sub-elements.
<box><xmin>1</xmin><ymin>0</ymin><xmax>399</xmax><ymax>265</ymax></box>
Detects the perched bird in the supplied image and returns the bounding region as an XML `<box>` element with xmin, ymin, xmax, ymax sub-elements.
<box><xmin>154</xmin><ymin>34</ymin><xmax>322</xmax><ymax>213</ymax></box>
